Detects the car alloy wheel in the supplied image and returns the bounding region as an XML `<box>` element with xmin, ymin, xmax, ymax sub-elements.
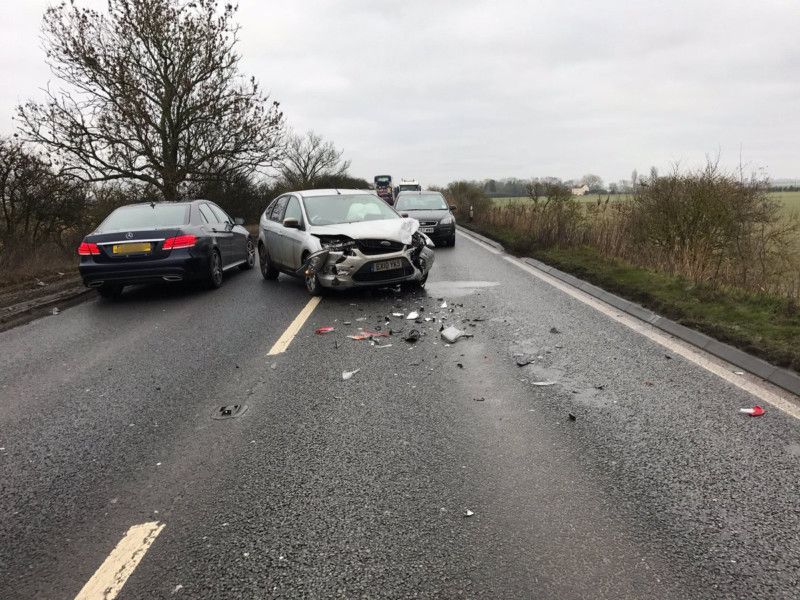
<box><xmin>208</xmin><ymin>249</ymin><xmax>223</xmax><ymax>288</ymax></box>
<box><xmin>242</xmin><ymin>238</ymin><xmax>256</xmax><ymax>270</ymax></box>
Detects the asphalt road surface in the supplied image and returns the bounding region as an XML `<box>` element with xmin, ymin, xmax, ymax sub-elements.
<box><xmin>1</xmin><ymin>231</ymin><xmax>799</xmax><ymax>599</ymax></box>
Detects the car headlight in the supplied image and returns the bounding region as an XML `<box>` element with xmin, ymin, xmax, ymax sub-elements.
<box><xmin>439</xmin><ymin>214</ymin><xmax>454</xmax><ymax>225</ymax></box>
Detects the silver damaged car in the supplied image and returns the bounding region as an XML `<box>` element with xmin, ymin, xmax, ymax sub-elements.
<box><xmin>258</xmin><ymin>189</ymin><xmax>435</xmax><ymax>295</ymax></box>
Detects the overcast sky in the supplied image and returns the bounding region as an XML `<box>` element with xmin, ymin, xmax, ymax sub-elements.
<box><xmin>2</xmin><ymin>0</ymin><xmax>798</xmax><ymax>185</ymax></box>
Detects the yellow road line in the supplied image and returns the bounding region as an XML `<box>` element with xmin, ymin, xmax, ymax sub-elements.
<box><xmin>74</xmin><ymin>521</ymin><xmax>164</xmax><ymax>600</ymax></box>
<box><xmin>267</xmin><ymin>296</ymin><xmax>322</xmax><ymax>356</ymax></box>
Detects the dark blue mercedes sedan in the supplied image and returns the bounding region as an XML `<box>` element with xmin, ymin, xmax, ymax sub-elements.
<box><xmin>78</xmin><ymin>200</ymin><xmax>255</xmax><ymax>299</ymax></box>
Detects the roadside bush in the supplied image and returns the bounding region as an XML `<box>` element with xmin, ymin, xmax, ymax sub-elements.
<box><xmin>443</xmin><ymin>181</ymin><xmax>492</xmax><ymax>220</ymax></box>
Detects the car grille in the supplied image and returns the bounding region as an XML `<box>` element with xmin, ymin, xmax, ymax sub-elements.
<box><xmin>418</xmin><ymin>220</ymin><xmax>438</xmax><ymax>227</ymax></box>
<box><xmin>356</xmin><ymin>239</ymin><xmax>405</xmax><ymax>255</ymax></box>
<box><xmin>352</xmin><ymin>258</ymin><xmax>414</xmax><ymax>282</ymax></box>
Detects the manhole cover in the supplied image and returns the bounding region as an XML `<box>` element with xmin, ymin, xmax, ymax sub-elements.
<box><xmin>213</xmin><ymin>404</ymin><xmax>248</xmax><ymax>420</ymax></box>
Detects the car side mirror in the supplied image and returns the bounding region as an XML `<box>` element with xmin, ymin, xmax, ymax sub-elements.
<box><xmin>283</xmin><ymin>218</ymin><xmax>301</xmax><ymax>229</ymax></box>
<box><xmin>233</xmin><ymin>217</ymin><xmax>245</xmax><ymax>226</ymax></box>
<box><xmin>400</xmin><ymin>212</ymin><xmax>409</xmax><ymax>218</ymax></box>
<box><xmin>450</xmin><ymin>205</ymin><xmax>457</xmax><ymax>211</ymax></box>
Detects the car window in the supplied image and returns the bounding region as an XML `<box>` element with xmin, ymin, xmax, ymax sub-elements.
<box><xmin>198</xmin><ymin>203</ymin><xmax>218</xmax><ymax>224</ymax></box>
<box><xmin>270</xmin><ymin>196</ymin><xmax>289</xmax><ymax>222</ymax></box>
<box><xmin>95</xmin><ymin>203</ymin><xmax>190</xmax><ymax>232</ymax></box>
<box><xmin>395</xmin><ymin>193</ymin><xmax>448</xmax><ymax>211</ymax></box>
<box><xmin>264</xmin><ymin>199</ymin><xmax>277</xmax><ymax>221</ymax></box>
<box><xmin>303</xmin><ymin>194</ymin><xmax>399</xmax><ymax>226</ymax></box>
<box><xmin>209</xmin><ymin>204</ymin><xmax>231</xmax><ymax>224</ymax></box>
<box><xmin>284</xmin><ymin>196</ymin><xmax>303</xmax><ymax>224</ymax></box>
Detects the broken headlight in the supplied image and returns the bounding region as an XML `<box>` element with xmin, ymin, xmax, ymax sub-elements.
<box><xmin>315</xmin><ymin>235</ymin><xmax>356</xmax><ymax>254</ymax></box>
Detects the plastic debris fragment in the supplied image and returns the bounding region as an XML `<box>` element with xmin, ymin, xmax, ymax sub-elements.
<box><xmin>51</xmin><ymin>307</ymin><xmax>60</xmax><ymax>315</ymax></box>
<box><xmin>404</xmin><ymin>329</ymin><xmax>421</xmax><ymax>343</ymax></box>
<box><xmin>739</xmin><ymin>406</ymin><xmax>765</xmax><ymax>417</ymax></box>
<box><xmin>531</xmin><ymin>381</ymin><xmax>556</xmax><ymax>386</ymax></box>
<box><xmin>441</xmin><ymin>301</ymin><xmax>448</xmax><ymax>308</ymax></box>
<box><xmin>568</xmin><ymin>413</ymin><xmax>577</xmax><ymax>421</ymax></box>
<box><xmin>550</xmin><ymin>327</ymin><xmax>561</xmax><ymax>334</ymax></box>
<box><xmin>342</xmin><ymin>369</ymin><xmax>360</xmax><ymax>380</ymax></box>
<box><xmin>315</xmin><ymin>326</ymin><xmax>334</xmax><ymax>334</ymax></box>
<box><xmin>515</xmin><ymin>356</ymin><xmax>532</xmax><ymax>367</ymax></box>
<box><xmin>406</xmin><ymin>311</ymin><xmax>419</xmax><ymax>320</ymax></box>
<box><xmin>464</xmin><ymin>509</ymin><xmax>474</xmax><ymax>517</ymax></box>
<box><xmin>441</xmin><ymin>326</ymin><xmax>465</xmax><ymax>344</ymax></box>
<box><xmin>392</xmin><ymin>312</ymin><xmax>404</xmax><ymax>317</ymax></box>
<box><xmin>349</xmin><ymin>331</ymin><xmax>390</xmax><ymax>340</ymax></box>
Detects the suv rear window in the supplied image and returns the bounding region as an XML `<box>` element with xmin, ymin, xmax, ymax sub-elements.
<box><xmin>96</xmin><ymin>203</ymin><xmax>189</xmax><ymax>232</ymax></box>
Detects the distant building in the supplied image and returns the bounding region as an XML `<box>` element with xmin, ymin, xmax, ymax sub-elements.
<box><xmin>571</xmin><ymin>184</ymin><xmax>590</xmax><ymax>196</ymax></box>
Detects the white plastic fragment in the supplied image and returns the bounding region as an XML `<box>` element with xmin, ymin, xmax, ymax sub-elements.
<box><xmin>51</xmin><ymin>307</ymin><xmax>60</xmax><ymax>315</ymax></box>
<box><xmin>531</xmin><ymin>381</ymin><xmax>556</xmax><ymax>386</ymax></box>
<box><xmin>441</xmin><ymin>326</ymin><xmax>465</xmax><ymax>343</ymax></box>
<box><xmin>733</xmin><ymin>371</ymin><xmax>745</xmax><ymax>375</ymax></box>
<box><xmin>406</xmin><ymin>311</ymin><xmax>419</xmax><ymax>320</ymax></box>
<box><xmin>464</xmin><ymin>509</ymin><xmax>474</xmax><ymax>517</ymax></box>
<box><xmin>342</xmin><ymin>369</ymin><xmax>361</xmax><ymax>380</ymax></box>
<box><xmin>392</xmin><ymin>312</ymin><xmax>404</xmax><ymax>317</ymax></box>
<box><xmin>441</xmin><ymin>301</ymin><xmax>448</xmax><ymax>308</ymax></box>
<box><xmin>172</xmin><ymin>584</ymin><xmax>184</xmax><ymax>595</ymax></box>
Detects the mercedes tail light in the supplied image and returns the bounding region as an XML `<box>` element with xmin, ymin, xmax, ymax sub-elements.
<box><xmin>77</xmin><ymin>241</ymin><xmax>100</xmax><ymax>256</ymax></box>
<box><xmin>163</xmin><ymin>235</ymin><xmax>197</xmax><ymax>250</ymax></box>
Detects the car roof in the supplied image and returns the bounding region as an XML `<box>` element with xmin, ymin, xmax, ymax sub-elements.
<box><xmin>295</xmin><ymin>189</ymin><xmax>374</xmax><ymax>198</ymax></box>
<box><xmin>396</xmin><ymin>190</ymin><xmax>442</xmax><ymax>195</ymax></box>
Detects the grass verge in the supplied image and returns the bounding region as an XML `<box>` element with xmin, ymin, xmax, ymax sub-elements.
<box><xmin>463</xmin><ymin>223</ymin><xmax>800</xmax><ymax>373</ymax></box>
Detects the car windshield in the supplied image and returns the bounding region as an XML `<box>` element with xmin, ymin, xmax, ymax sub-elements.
<box><xmin>395</xmin><ymin>193</ymin><xmax>448</xmax><ymax>211</ymax></box>
<box><xmin>96</xmin><ymin>203</ymin><xmax>189</xmax><ymax>232</ymax></box>
<box><xmin>375</xmin><ymin>177</ymin><xmax>391</xmax><ymax>186</ymax></box>
<box><xmin>303</xmin><ymin>194</ymin><xmax>399</xmax><ymax>225</ymax></box>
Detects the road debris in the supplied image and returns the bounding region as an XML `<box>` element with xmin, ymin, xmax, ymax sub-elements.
<box><xmin>172</xmin><ymin>584</ymin><xmax>184</xmax><ymax>595</ymax></box>
<box><xmin>51</xmin><ymin>307</ymin><xmax>60</xmax><ymax>315</ymax></box>
<box><xmin>739</xmin><ymin>406</ymin><xmax>765</xmax><ymax>417</ymax></box>
<box><xmin>733</xmin><ymin>370</ymin><xmax>745</xmax><ymax>375</ymax></box>
<box><xmin>403</xmin><ymin>329</ymin><xmax>421</xmax><ymax>343</ymax></box>
<box><xmin>456</xmin><ymin>362</ymin><xmax>464</xmax><ymax>369</ymax></box>
<box><xmin>531</xmin><ymin>381</ymin><xmax>556</xmax><ymax>386</ymax></box>
<box><xmin>373</xmin><ymin>343</ymin><xmax>393</xmax><ymax>349</ymax></box>
<box><xmin>406</xmin><ymin>311</ymin><xmax>419</xmax><ymax>320</ymax></box>
<box><xmin>392</xmin><ymin>312</ymin><xmax>404</xmax><ymax>318</ymax></box>
<box><xmin>349</xmin><ymin>331</ymin><xmax>389</xmax><ymax>341</ymax></box>
<box><xmin>549</xmin><ymin>327</ymin><xmax>561</xmax><ymax>334</ymax></box>
<box><xmin>440</xmin><ymin>301</ymin><xmax>448</xmax><ymax>308</ymax></box>
<box><xmin>315</xmin><ymin>326</ymin><xmax>334</xmax><ymax>334</ymax></box>
<box><xmin>515</xmin><ymin>355</ymin><xmax>533</xmax><ymax>367</ymax></box>
<box><xmin>464</xmin><ymin>509</ymin><xmax>474</xmax><ymax>517</ymax></box>
<box><xmin>474</xmin><ymin>397</ymin><xmax>485</xmax><ymax>402</ymax></box>
<box><xmin>342</xmin><ymin>369</ymin><xmax>360</xmax><ymax>380</ymax></box>
<box><xmin>568</xmin><ymin>413</ymin><xmax>577</xmax><ymax>421</ymax></box>
<box><xmin>441</xmin><ymin>326</ymin><xmax>465</xmax><ymax>344</ymax></box>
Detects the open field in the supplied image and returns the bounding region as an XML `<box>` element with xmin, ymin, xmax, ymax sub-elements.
<box><xmin>492</xmin><ymin>191</ymin><xmax>800</xmax><ymax>215</ymax></box>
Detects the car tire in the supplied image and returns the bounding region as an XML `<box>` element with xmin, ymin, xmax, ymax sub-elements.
<box><xmin>206</xmin><ymin>248</ymin><xmax>224</xmax><ymax>289</ymax></box>
<box><xmin>448</xmin><ymin>234</ymin><xmax>456</xmax><ymax>247</ymax></box>
<box><xmin>305</xmin><ymin>272</ymin><xmax>323</xmax><ymax>296</ymax></box>
<box><xmin>259</xmin><ymin>242</ymin><xmax>279</xmax><ymax>280</ymax></box>
<box><xmin>240</xmin><ymin>237</ymin><xmax>256</xmax><ymax>270</ymax></box>
<box><xmin>97</xmin><ymin>283</ymin><xmax>123</xmax><ymax>300</ymax></box>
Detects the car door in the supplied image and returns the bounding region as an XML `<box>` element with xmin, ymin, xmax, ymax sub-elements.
<box><xmin>209</xmin><ymin>203</ymin><xmax>245</xmax><ymax>264</ymax></box>
<box><xmin>204</xmin><ymin>203</ymin><xmax>235</xmax><ymax>267</ymax></box>
<box><xmin>281</xmin><ymin>195</ymin><xmax>306</xmax><ymax>270</ymax></box>
<box><xmin>266</xmin><ymin>195</ymin><xmax>290</xmax><ymax>266</ymax></box>
<box><xmin>197</xmin><ymin>203</ymin><xmax>228</xmax><ymax>262</ymax></box>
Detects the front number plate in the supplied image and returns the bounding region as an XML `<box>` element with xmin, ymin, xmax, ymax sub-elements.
<box><xmin>112</xmin><ymin>242</ymin><xmax>152</xmax><ymax>254</ymax></box>
<box><xmin>421</xmin><ymin>227</ymin><xmax>435</xmax><ymax>233</ymax></box>
<box><xmin>373</xmin><ymin>259</ymin><xmax>403</xmax><ymax>272</ymax></box>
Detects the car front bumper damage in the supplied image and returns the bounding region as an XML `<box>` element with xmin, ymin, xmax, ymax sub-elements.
<box><xmin>300</xmin><ymin>243</ymin><xmax>434</xmax><ymax>289</ymax></box>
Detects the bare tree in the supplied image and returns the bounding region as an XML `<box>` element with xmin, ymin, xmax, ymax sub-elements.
<box><xmin>17</xmin><ymin>0</ymin><xmax>285</xmax><ymax>201</ymax></box>
<box><xmin>281</xmin><ymin>131</ymin><xmax>351</xmax><ymax>189</ymax></box>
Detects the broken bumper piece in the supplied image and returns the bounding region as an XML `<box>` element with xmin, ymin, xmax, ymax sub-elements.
<box><xmin>299</xmin><ymin>245</ymin><xmax>434</xmax><ymax>289</ymax></box>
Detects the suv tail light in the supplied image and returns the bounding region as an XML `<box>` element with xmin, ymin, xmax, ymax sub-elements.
<box><xmin>77</xmin><ymin>241</ymin><xmax>100</xmax><ymax>256</ymax></box>
<box><xmin>163</xmin><ymin>235</ymin><xmax>197</xmax><ymax>250</ymax></box>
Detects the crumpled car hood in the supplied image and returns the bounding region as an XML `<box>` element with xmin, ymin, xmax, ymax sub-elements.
<box><xmin>307</xmin><ymin>217</ymin><xmax>420</xmax><ymax>245</ymax></box>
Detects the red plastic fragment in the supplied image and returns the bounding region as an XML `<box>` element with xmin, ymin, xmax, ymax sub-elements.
<box><xmin>739</xmin><ymin>405</ymin><xmax>765</xmax><ymax>417</ymax></box>
<box><xmin>315</xmin><ymin>326</ymin><xmax>335</xmax><ymax>334</ymax></box>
